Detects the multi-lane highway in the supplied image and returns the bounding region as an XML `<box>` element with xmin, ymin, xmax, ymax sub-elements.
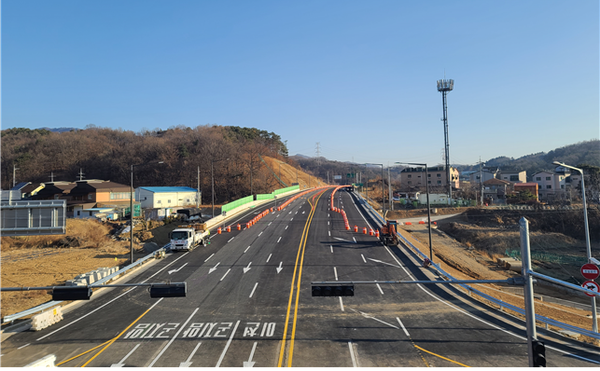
<box><xmin>1</xmin><ymin>187</ymin><xmax>599</xmax><ymax>367</ymax></box>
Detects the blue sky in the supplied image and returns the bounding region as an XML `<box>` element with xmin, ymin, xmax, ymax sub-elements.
<box><xmin>2</xmin><ymin>0</ymin><xmax>598</xmax><ymax>166</ymax></box>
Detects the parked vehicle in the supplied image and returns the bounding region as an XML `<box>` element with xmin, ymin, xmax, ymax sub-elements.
<box><xmin>380</xmin><ymin>220</ymin><xmax>398</xmax><ymax>245</ymax></box>
<box><xmin>169</xmin><ymin>223</ymin><xmax>208</xmax><ymax>251</ymax></box>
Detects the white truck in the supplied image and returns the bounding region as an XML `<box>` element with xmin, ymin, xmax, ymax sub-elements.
<box><xmin>169</xmin><ymin>223</ymin><xmax>208</xmax><ymax>251</ymax></box>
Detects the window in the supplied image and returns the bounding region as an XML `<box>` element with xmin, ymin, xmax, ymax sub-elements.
<box><xmin>546</xmin><ymin>177</ymin><xmax>551</xmax><ymax>181</ymax></box>
<box><xmin>168</xmin><ymin>200</ymin><xmax>171</xmax><ymax>203</ymax></box>
<box><xmin>428</xmin><ymin>180</ymin><xmax>431</xmax><ymax>184</ymax></box>
<box><xmin>408</xmin><ymin>175</ymin><xmax>411</xmax><ymax>178</ymax></box>
<box><xmin>510</xmin><ymin>175</ymin><xmax>519</xmax><ymax>181</ymax></box>
<box><xmin>428</xmin><ymin>174</ymin><xmax>431</xmax><ymax>177</ymax></box>
<box><xmin>437</xmin><ymin>181</ymin><xmax>442</xmax><ymax>184</ymax></box>
<box><xmin>88</xmin><ymin>194</ymin><xmax>93</xmax><ymax>200</ymax></box>
<box><xmin>536</xmin><ymin>177</ymin><xmax>541</xmax><ymax>181</ymax></box>
<box><xmin>110</xmin><ymin>192</ymin><xmax>129</xmax><ymax>200</ymax></box>
<box><xmin>158</xmin><ymin>200</ymin><xmax>162</xmax><ymax>204</ymax></box>
<box><xmin>546</xmin><ymin>185</ymin><xmax>552</xmax><ymax>189</ymax></box>
<box><xmin>407</xmin><ymin>181</ymin><xmax>412</xmax><ymax>184</ymax></box>
<box><xmin>437</xmin><ymin>174</ymin><xmax>441</xmax><ymax>178</ymax></box>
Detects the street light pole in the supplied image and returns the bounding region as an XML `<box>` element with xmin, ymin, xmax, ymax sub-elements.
<box><xmin>211</xmin><ymin>159</ymin><xmax>215</xmax><ymax>218</ymax></box>
<box><xmin>366</xmin><ymin>163</ymin><xmax>385</xmax><ymax>216</ymax></box>
<box><xmin>554</xmin><ymin>161</ymin><xmax>597</xmax><ymax>332</ymax></box>
<box><xmin>396</xmin><ymin>162</ymin><xmax>433</xmax><ymax>262</ymax></box>
<box><xmin>130</xmin><ymin>161</ymin><xmax>163</xmax><ymax>264</ymax></box>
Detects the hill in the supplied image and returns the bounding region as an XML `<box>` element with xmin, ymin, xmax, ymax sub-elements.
<box><xmin>1</xmin><ymin>125</ymin><xmax>323</xmax><ymax>202</ymax></box>
<box><xmin>457</xmin><ymin>140</ymin><xmax>600</xmax><ymax>176</ymax></box>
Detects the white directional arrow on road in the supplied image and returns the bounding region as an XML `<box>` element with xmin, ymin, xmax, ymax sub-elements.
<box><xmin>243</xmin><ymin>342</ymin><xmax>258</xmax><ymax>367</ymax></box>
<box><xmin>367</xmin><ymin>258</ymin><xmax>403</xmax><ymax>269</ymax></box>
<box><xmin>111</xmin><ymin>344</ymin><xmax>140</xmax><ymax>367</ymax></box>
<box><xmin>209</xmin><ymin>262</ymin><xmax>221</xmax><ymax>274</ymax></box>
<box><xmin>243</xmin><ymin>262</ymin><xmax>252</xmax><ymax>273</ymax></box>
<box><xmin>276</xmin><ymin>262</ymin><xmax>283</xmax><ymax>274</ymax></box>
<box><xmin>168</xmin><ymin>263</ymin><xmax>188</xmax><ymax>275</ymax></box>
<box><xmin>179</xmin><ymin>342</ymin><xmax>202</xmax><ymax>367</ymax></box>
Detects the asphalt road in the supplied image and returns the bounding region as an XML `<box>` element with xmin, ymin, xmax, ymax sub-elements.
<box><xmin>1</xmin><ymin>187</ymin><xmax>599</xmax><ymax>367</ymax></box>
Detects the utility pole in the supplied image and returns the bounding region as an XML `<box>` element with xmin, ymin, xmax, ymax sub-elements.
<box><xmin>388</xmin><ymin>166</ymin><xmax>393</xmax><ymax>211</ymax></box>
<box><xmin>478</xmin><ymin>157</ymin><xmax>484</xmax><ymax>206</ymax></box>
<box><xmin>78</xmin><ymin>168</ymin><xmax>85</xmax><ymax>181</ymax></box>
<box><xmin>437</xmin><ymin>78</ymin><xmax>454</xmax><ymax>203</ymax></box>
<box><xmin>197</xmin><ymin>166</ymin><xmax>200</xmax><ymax>208</ymax></box>
<box><xmin>12</xmin><ymin>164</ymin><xmax>18</xmax><ymax>188</ymax></box>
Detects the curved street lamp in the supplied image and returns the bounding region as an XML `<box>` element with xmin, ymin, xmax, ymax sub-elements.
<box><xmin>396</xmin><ymin>162</ymin><xmax>433</xmax><ymax>262</ymax></box>
<box><xmin>553</xmin><ymin>161</ymin><xmax>597</xmax><ymax>332</ymax></box>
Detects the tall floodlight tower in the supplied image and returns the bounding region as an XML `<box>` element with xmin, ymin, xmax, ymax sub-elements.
<box><xmin>437</xmin><ymin>78</ymin><xmax>454</xmax><ymax>203</ymax></box>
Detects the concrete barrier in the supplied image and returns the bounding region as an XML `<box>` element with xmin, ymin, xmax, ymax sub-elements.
<box><xmin>25</xmin><ymin>354</ymin><xmax>57</xmax><ymax>367</ymax></box>
<box><xmin>31</xmin><ymin>307</ymin><xmax>63</xmax><ymax>331</ymax></box>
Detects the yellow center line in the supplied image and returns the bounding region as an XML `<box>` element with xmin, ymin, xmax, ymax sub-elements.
<box><xmin>278</xmin><ymin>189</ymin><xmax>328</xmax><ymax>367</ymax></box>
<box><xmin>414</xmin><ymin>345</ymin><xmax>470</xmax><ymax>367</ymax></box>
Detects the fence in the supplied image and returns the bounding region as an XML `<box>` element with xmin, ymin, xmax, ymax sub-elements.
<box><xmin>273</xmin><ymin>185</ymin><xmax>299</xmax><ymax>195</ymax></box>
<box><xmin>256</xmin><ymin>194</ymin><xmax>274</xmax><ymax>200</ymax></box>
<box><xmin>221</xmin><ymin>195</ymin><xmax>254</xmax><ymax>213</ymax></box>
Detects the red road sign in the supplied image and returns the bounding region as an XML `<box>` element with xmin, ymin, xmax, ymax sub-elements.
<box><xmin>581</xmin><ymin>263</ymin><xmax>600</xmax><ymax>280</ymax></box>
<box><xmin>582</xmin><ymin>280</ymin><xmax>600</xmax><ymax>297</ymax></box>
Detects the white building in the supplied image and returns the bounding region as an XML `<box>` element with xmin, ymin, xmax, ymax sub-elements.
<box><xmin>531</xmin><ymin>170</ymin><xmax>567</xmax><ymax>202</ymax></box>
<box><xmin>136</xmin><ymin>187</ymin><xmax>200</xmax><ymax>209</ymax></box>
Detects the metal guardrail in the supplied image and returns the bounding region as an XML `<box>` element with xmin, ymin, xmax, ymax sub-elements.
<box><xmin>353</xmin><ymin>192</ymin><xmax>600</xmax><ymax>341</ymax></box>
<box><xmin>2</xmin><ymin>244</ymin><xmax>171</xmax><ymax>324</ymax></box>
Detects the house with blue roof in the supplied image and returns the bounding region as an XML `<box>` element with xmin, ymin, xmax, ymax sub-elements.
<box><xmin>136</xmin><ymin>186</ymin><xmax>200</xmax><ymax>211</ymax></box>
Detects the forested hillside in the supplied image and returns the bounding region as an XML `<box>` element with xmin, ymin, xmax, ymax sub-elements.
<box><xmin>1</xmin><ymin>125</ymin><xmax>292</xmax><ymax>203</ymax></box>
<box><xmin>458</xmin><ymin>140</ymin><xmax>600</xmax><ymax>176</ymax></box>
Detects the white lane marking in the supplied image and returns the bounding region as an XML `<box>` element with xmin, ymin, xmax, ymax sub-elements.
<box><xmin>328</xmin><ymin>213</ymin><xmax>330</xmax><ymax>217</ymax></box>
<box><xmin>277</xmin><ymin>237</ymin><xmax>282</xmax><ymax>243</ymax></box>
<box><xmin>244</xmin><ymin>246</ymin><xmax>251</xmax><ymax>253</ymax></box>
<box><xmin>243</xmin><ymin>342</ymin><xmax>258</xmax><ymax>367</ymax></box>
<box><xmin>209</xmin><ymin>262</ymin><xmax>221</xmax><ymax>274</ymax></box>
<box><xmin>375</xmin><ymin>282</ymin><xmax>384</xmax><ymax>295</ymax></box>
<box><xmin>180</xmin><ymin>342</ymin><xmax>202</xmax><ymax>367</ymax></box>
<box><xmin>111</xmin><ymin>343</ymin><xmax>140</xmax><ymax>367</ymax></box>
<box><xmin>277</xmin><ymin>214</ymin><xmax>280</xmax><ymax>218</ymax></box>
<box><xmin>396</xmin><ymin>317</ymin><xmax>410</xmax><ymax>337</ymax></box>
<box><xmin>227</xmin><ymin>237</ymin><xmax>235</xmax><ymax>243</ymax></box>
<box><xmin>276</xmin><ymin>262</ymin><xmax>283</xmax><ymax>274</ymax></box>
<box><xmin>334</xmin><ymin>267</ymin><xmax>339</xmax><ymax>281</ymax></box>
<box><xmin>268</xmin><ymin>222</ymin><xmax>272</xmax><ymax>226</ymax></box>
<box><xmin>295</xmin><ymin>211</ymin><xmax>298</xmax><ymax>214</ymax></box>
<box><xmin>353</xmin><ymin>237</ymin><xmax>357</xmax><ymax>243</ymax></box>
<box><xmin>220</xmin><ymin>269</ymin><xmax>231</xmax><ymax>282</ymax></box>
<box><xmin>290</xmin><ymin>218</ymin><xmax>294</xmax><ymax>221</ymax></box>
<box><xmin>330</xmin><ymin>245</ymin><xmax>333</xmax><ymax>254</ymax></box>
<box><xmin>289</xmin><ymin>211</ymin><xmax>292</xmax><ymax>214</ymax></box>
<box><xmin>367</xmin><ymin>257</ymin><xmax>402</xmax><ymax>269</ymax></box>
<box><xmin>328</xmin><ymin>221</ymin><xmax>330</xmax><ymax>225</ymax></box>
<box><xmin>348</xmin><ymin>342</ymin><xmax>358</xmax><ymax>367</ymax></box>
<box><xmin>266</xmin><ymin>254</ymin><xmax>272</xmax><ymax>263</ymax></box>
<box><xmin>339</xmin><ymin>297</ymin><xmax>345</xmax><ymax>312</ymax></box>
<box><xmin>258</xmin><ymin>231</ymin><xmax>263</xmax><ymax>237</ymax></box>
<box><xmin>168</xmin><ymin>262</ymin><xmax>188</xmax><ymax>275</ymax></box>
<box><xmin>243</xmin><ymin>262</ymin><xmax>252</xmax><ymax>273</ymax></box>
<box><xmin>17</xmin><ymin>343</ymin><xmax>30</xmax><ymax>350</ymax></box>
<box><xmin>249</xmin><ymin>283</ymin><xmax>259</xmax><ymax>298</ymax></box>
<box><xmin>361</xmin><ymin>254</ymin><xmax>366</xmax><ymax>263</ymax></box>
<box><xmin>148</xmin><ymin>307</ymin><xmax>198</xmax><ymax>367</ymax></box>
<box><xmin>328</xmin><ymin>231</ymin><xmax>331</xmax><ymax>237</ymax></box>
<box><xmin>285</xmin><ymin>225</ymin><xmax>288</xmax><ymax>230</ymax></box>
<box><xmin>302</xmin><ymin>211</ymin><xmax>305</xmax><ymax>214</ymax></box>
<box><xmin>204</xmin><ymin>253</ymin><xmax>215</xmax><ymax>262</ymax></box>
<box><xmin>215</xmin><ymin>320</ymin><xmax>241</xmax><ymax>367</ymax></box>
